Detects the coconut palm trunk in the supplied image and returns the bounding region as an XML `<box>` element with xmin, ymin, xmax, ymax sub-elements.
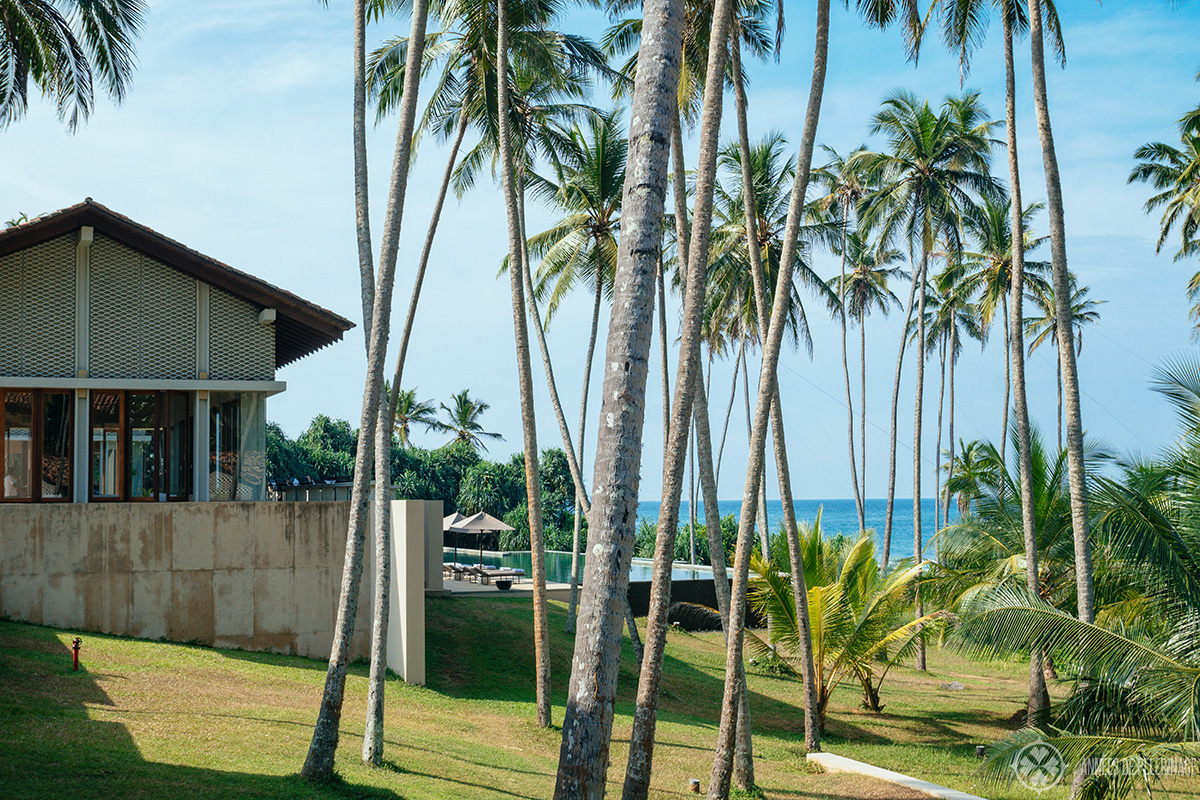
<box><xmin>567</xmin><ymin>267</ymin><xmax>605</xmax><ymax>632</ymax></box>
<box><xmin>693</xmin><ymin>376</ymin><xmax>757</xmax><ymax>787</ymax></box>
<box><xmin>553</xmin><ymin>0</ymin><xmax>685</xmax><ymax>791</ymax></box>
<box><xmin>1004</xmin><ymin>3</ymin><xmax>1048</xmax><ymax>724</ymax></box>
<box><xmin>496</xmin><ymin>0</ymin><xmax>551</xmax><ymax>729</ymax></box>
<box><xmin>934</xmin><ymin>331</ymin><xmax>946</xmax><ymax>559</ymax></box>
<box><xmin>1028</xmin><ymin>0</ymin><xmax>1093</xmax><ymax>627</ymax></box>
<box><xmin>659</xmin><ymin>255</ymin><xmax>672</xmax><ymax>458</ymax></box>
<box><xmin>743</xmin><ymin>353</ymin><xmax>771</xmax><ymax>558</ymax></box>
<box><xmin>716</xmin><ymin>344</ymin><xmax>742</xmax><ymax>487</ymax></box>
<box><xmin>731</xmin><ymin>36</ymin><xmax>819</xmax><ymax>753</ymax></box>
<box><xmin>999</xmin><ymin>293</ymin><xmax>1010</xmax><ymax>465</ymax></box>
<box><xmin>622</xmin><ymin>0</ymin><xmax>737</xmax><ymax>793</ymax></box>
<box><xmin>912</xmin><ymin>248</ymin><xmax>928</xmax><ymax>672</ymax></box>
<box><xmin>861</xmin><ymin>308</ymin><xmax>868</xmax><ymax>520</ymax></box>
<box><xmin>304</xmin><ymin>0</ymin><xmax>429</xmax><ymax>779</ymax></box>
<box><xmin>709</xmin><ymin>2</ymin><xmax>830</xmax><ymax>795</ymax></box>
<box><xmin>352</xmin><ymin>0</ymin><xmax>373</xmax><ymax>352</ymax></box>
<box><xmin>945</xmin><ymin>325</ymin><xmax>956</xmax><ymax>529</ymax></box>
<box><xmin>883</xmin><ymin>259</ymin><xmax>920</xmax><ymax>565</ymax></box>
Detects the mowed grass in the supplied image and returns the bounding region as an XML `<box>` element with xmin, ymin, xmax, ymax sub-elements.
<box><xmin>3</xmin><ymin>595</ymin><xmax>1196</xmax><ymax>799</ymax></box>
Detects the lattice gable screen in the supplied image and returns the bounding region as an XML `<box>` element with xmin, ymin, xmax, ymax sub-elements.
<box><xmin>90</xmin><ymin>234</ymin><xmax>198</xmax><ymax>379</ymax></box>
<box><xmin>0</xmin><ymin>235</ymin><xmax>77</xmax><ymax>378</ymax></box>
<box><xmin>209</xmin><ymin>287</ymin><xmax>274</xmax><ymax>381</ymax></box>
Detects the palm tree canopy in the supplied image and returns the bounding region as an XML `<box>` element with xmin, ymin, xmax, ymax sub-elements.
<box><xmin>393</xmin><ymin>387</ymin><xmax>448</xmax><ymax>447</ymax></box>
<box><xmin>859</xmin><ymin>89</ymin><xmax>1005</xmax><ymax>259</ymax></box>
<box><xmin>441</xmin><ymin>389</ymin><xmax>503</xmax><ymax>451</ymax></box>
<box><xmin>704</xmin><ymin>132</ymin><xmax>839</xmax><ymax>356</ymax></box>
<box><xmin>958</xmin><ymin>198</ymin><xmax>1052</xmax><ymax>336</ymax></box>
<box><xmin>0</xmin><ymin>0</ymin><xmax>146</xmax><ymax>131</ymax></box>
<box><xmin>1023</xmin><ymin>273</ymin><xmax>1104</xmax><ymax>356</ymax></box>
<box><xmin>524</xmin><ymin>107</ymin><xmax>626</xmax><ymax>321</ymax></box>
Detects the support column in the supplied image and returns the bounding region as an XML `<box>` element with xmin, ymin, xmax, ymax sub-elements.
<box><xmin>72</xmin><ymin>226</ymin><xmax>93</xmax><ymax>503</ymax></box>
<box><xmin>194</xmin><ymin>282</ymin><xmax>210</xmax><ymax>501</ymax></box>
<box><xmin>386</xmin><ymin>499</ymin><xmax>438</xmax><ymax>686</ymax></box>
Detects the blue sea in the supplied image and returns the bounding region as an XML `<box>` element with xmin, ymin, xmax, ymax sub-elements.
<box><xmin>637</xmin><ymin>497</ymin><xmax>956</xmax><ymax>563</ymax></box>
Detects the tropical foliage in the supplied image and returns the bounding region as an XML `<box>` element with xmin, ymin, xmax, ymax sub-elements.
<box><xmin>749</xmin><ymin>514</ymin><xmax>945</xmax><ymax>730</ymax></box>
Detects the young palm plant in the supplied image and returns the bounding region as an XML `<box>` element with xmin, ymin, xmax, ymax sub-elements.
<box><xmin>749</xmin><ymin>518</ymin><xmax>945</xmax><ymax>731</ymax></box>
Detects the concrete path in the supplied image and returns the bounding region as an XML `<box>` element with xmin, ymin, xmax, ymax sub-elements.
<box><xmin>807</xmin><ymin>752</ymin><xmax>988</xmax><ymax>800</ymax></box>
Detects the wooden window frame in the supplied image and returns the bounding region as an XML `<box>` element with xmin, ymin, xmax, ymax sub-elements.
<box><xmin>0</xmin><ymin>389</ymin><xmax>74</xmax><ymax>504</ymax></box>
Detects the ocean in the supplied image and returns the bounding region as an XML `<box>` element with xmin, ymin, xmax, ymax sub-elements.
<box><xmin>636</xmin><ymin>497</ymin><xmax>955</xmax><ymax>563</ymax></box>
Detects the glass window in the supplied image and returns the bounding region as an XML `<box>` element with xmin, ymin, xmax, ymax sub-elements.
<box><xmin>210</xmin><ymin>393</ymin><xmax>240</xmax><ymax>501</ymax></box>
<box><xmin>41</xmin><ymin>392</ymin><xmax>72</xmax><ymax>500</ymax></box>
<box><xmin>2</xmin><ymin>391</ymin><xmax>33</xmax><ymax>499</ymax></box>
<box><xmin>128</xmin><ymin>393</ymin><xmax>158</xmax><ymax>500</ymax></box>
<box><xmin>91</xmin><ymin>391</ymin><xmax>122</xmax><ymax>499</ymax></box>
<box><xmin>166</xmin><ymin>392</ymin><xmax>191</xmax><ymax>500</ymax></box>
<box><xmin>209</xmin><ymin>392</ymin><xmax>265</xmax><ymax>502</ymax></box>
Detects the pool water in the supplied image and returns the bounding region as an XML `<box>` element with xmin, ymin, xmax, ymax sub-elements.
<box><xmin>443</xmin><ymin>549</ymin><xmax>712</xmax><ymax>584</ymax></box>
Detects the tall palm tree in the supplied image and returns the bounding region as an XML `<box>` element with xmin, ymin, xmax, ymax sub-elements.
<box><xmin>936</xmin><ymin>0</ymin><xmax>1063</xmax><ymax>727</ymax></box>
<box><xmin>304</xmin><ymin>0</ymin><xmax>431</xmax><ymax>780</ymax></box>
<box><xmin>814</xmin><ymin>145</ymin><xmax>875</xmax><ymax>533</ymax></box>
<box><xmin>827</xmin><ymin>229</ymin><xmax>905</xmax><ymax>530</ymax></box>
<box><xmin>622</xmin><ymin>0</ymin><xmax>744</xmax><ymax>793</ymax></box>
<box><xmin>861</xmin><ymin>89</ymin><xmax>1001</xmax><ymax>670</ymax></box>
<box><xmin>1025</xmin><ymin>277</ymin><xmax>1103</xmax><ymax>452</ymax></box>
<box><xmin>923</xmin><ymin>258</ymin><xmax>982</xmax><ymax>533</ymax></box>
<box><xmin>0</xmin><ymin>0</ymin><xmax>145</xmax><ymax>132</ymax></box>
<box><xmin>526</xmin><ymin>108</ymin><xmax>625</xmax><ymax>633</ymax></box>
<box><xmin>393</xmin><ymin>387</ymin><xmax>447</xmax><ymax>447</ymax></box>
<box><xmin>959</xmin><ymin>198</ymin><xmax>1050</xmax><ymax>464</ymax></box>
<box><xmin>495</xmin><ymin>0</ymin><xmax>553</xmax><ymax>730</ymax></box>
<box><xmin>1026</xmin><ymin>0</ymin><xmax>1096</xmax><ymax>641</ymax></box>
<box><xmin>1129</xmin><ymin>98</ymin><xmax>1200</xmax><ymax>333</ymax></box>
<box><xmin>441</xmin><ymin>390</ymin><xmax>503</xmax><ymax>451</ymax></box>
<box><xmin>552</xmin><ymin>0</ymin><xmax>686</xmax><ymax>792</ymax></box>
<box><xmin>710</xmin><ymin>1</ymin><xmax>833</xmax><ymax>793</ymax></box>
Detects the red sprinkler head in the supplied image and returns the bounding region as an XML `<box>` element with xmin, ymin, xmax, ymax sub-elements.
<box><xmin>72</xmin><ymin>637</ymin><xmax>82</xmax><ymax>671</ymax></box>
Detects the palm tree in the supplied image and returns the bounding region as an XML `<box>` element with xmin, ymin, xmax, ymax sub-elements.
<box><xmin>551</xmin><ymin>0</ymin><xmax>686</xmax><ymax>792</ymax></box>
<box><xmin>441</xmin><ymin>390</ymin><xmax>503</xmax><ymax>451</ymax></box>
<box><xmin>1128</xmin><ymin>99</ymin><xmax>1200</xmax><ymax>333</ymax></box>
<box><xmin>1024</xmin><ymin>277</ymin><xmax>1104</xmax><ymax>452</ymax></box>
<box><xmin>829</xmin><ymin>230</ymin><xmax>905</xmax><ymax>531</ymax></box>
<box><xmin>1025</xmin><ymin>0</ymin><xmax>1096</xmax><ymax>642</ymax></box>
<box><xmin>303</xmin><ymin>0</ymin><xmax>431</xmax><ymax>780</ymax></box>
<box><xmin>922</xmin><ymin>257</ymin><xmax>982</xmax><ymax>536</ymax></box>
<box><xmin>936</xmin><ymin>0</ymin><xmax>1061</xmax><ymax>727</ymax></box>
<box><xmin>814</xmin><ymin>145</ymin><xmax>875</xmax><ymax>533</ymax></box>
<box><xmin>959</xmin><ymin>361</ymin><xmax>1200</xmax><ymax>798</ymax></box>
<box><xmin>526</xmin><ymin>108</ymin><xmax>625</xmax><ymax>633</ymax></box>
<box><xmin>861</xmin><ymin>89</ymin><xmax>1001</xmax><ymax>670</ymax></box>
<box><xmin>621</xmin><ymin>0</ymin><xmax>745</xmax><ymax>793</ymax></box>
<box><xmin>749</xmin><ymin>520</ymin><xmax>945</xmax><ymax>730</ymax></box>
<box><xmin>711</xmin><ymin>1</ymin><xmax>833</xmax><ymax>792</ymax></box>
<box><xmin>0</xmin><ymin>0</ymin><xmax>145</xmax><ymax>132</ymax></box>
<box><xmin>393</xmin><ymin>387</ymin><xmax>447</xmax><ymax>447</ymax></box>
<box><xmin>959</xmin><ymin>199</ymin><xmax>1050</xmax><ymax>464</ymax></box>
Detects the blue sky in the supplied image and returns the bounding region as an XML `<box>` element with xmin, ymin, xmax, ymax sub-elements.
<box><xmin>4</xmin><ymin>0</ymin><xmax>1199</xmax><ymax>501</ymax></box>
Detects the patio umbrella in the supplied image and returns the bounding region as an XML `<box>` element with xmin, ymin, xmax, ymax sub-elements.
<box><xmin>443</xmin><ymin>512</ymin><xmax>471</xmax><ymax>565</ymax></box>
<box><xmin>456</xmin><ymin>511</ymin><xmax>514</xmax><ymax>566</ymax></box>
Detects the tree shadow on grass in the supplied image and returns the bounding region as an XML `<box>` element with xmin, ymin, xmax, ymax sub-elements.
<box><xmin>0</xmin><ymin>622</ymin><xmax>401</xmax><ymax>800</ymax></box>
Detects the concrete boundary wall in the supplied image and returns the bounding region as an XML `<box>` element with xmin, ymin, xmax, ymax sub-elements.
<box><xmin>0</xmin><ymin>499</ymin><xmax>439</xmax><ymax>683</ymax></box>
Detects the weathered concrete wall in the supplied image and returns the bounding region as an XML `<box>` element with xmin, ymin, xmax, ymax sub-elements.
<box><xmin>0</xmin><ymin>501</ymin><xmax>372</xmax><ymax>660</ymax></box>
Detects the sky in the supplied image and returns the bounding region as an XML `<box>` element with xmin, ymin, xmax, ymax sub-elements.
<box><xmin>4</xmin><ymin>0</ymin><xmax>1199</xmax><ymax>503</ymax></box>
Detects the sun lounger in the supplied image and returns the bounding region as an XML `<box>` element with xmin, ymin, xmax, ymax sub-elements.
<box><xmin>471</xmin><ymin>565</ymin><xmax>526</xmax><ymax>589</ymax></box>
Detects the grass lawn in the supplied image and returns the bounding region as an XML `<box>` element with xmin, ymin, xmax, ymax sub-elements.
<box><xmin>3</xmin><ymin>594</ymin><xmax>1197</xmax><ymax>799</ymax></box>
